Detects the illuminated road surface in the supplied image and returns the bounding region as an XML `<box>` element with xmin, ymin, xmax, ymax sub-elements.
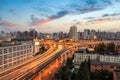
<box><xmin>0</xmin><ymin>44</ymin><xmax>62</xmax><ymax>80</ymax></box>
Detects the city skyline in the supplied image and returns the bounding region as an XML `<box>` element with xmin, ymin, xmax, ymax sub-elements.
<box><xmin>0</xmin><ymin>0</ymin><xmax>120</xmax><ymax>32</ymax></box>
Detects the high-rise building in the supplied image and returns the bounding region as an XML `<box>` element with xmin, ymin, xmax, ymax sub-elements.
<box><xmin>116</xmin><ymin>32</ymin><xmax>120</xmax><ymax>39</ymax></box>
<box><xmin>69</xmin><ymin>25</ymin><xmax>78</xmax><ymax>42</ymax></box>
<box><xmin>83</xmin><ymin>29</ymin><xmax>90</xmax><ymax>39</ymax></box>
<box><xmin>29</xmin><ymin>29</ymin><xmax>37</xmax><ymax>39</ymax></box>
<box><xmin>90</xmin><ymin>30</ymin><xmax>96</xmax><ymax>39</ymax></box>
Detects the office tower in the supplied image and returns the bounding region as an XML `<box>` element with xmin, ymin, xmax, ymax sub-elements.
<box><xmin>69</xmin><ymin>25</ymin><xmax>78</xmax><ymax>42</ymax></box>
<box><xmin>84</xmin><ymin>29</ymin><xmax>90</xmax><ymax>39</ymax></box>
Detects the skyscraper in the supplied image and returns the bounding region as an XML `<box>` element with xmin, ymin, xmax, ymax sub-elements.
<box><xmin>69</xmin><ymin>25</ymin><xmax>78</xmax><ymax>42</ymax></box>
<box><xmin>83</xmin><ymin>29</ymin><xmax>90</xmax><ymax>39</ymax></box>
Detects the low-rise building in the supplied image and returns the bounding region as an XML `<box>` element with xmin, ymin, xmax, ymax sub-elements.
<box><xmin>100</xmin><ymin>55</ymin><xmax>120</xmax><ymax>63</ymax></box>
<box><xmin>74</xmin><ymin>47</ymin><xmax>98</xmax><ymax>68</ymax></box>
<box><xmin>0</xmin><ymin>42</ymin><xmax>34</xmax><ymax>71</ymax></box>
<box><xmin>91</xmin><ymin>60</ymin><xmax>120</xmax><ymax>72</ymax></box>
<box><xmin>74</xmin><ymin>47</ymin><xmax>120</xmax><ymax>68</ymax></box>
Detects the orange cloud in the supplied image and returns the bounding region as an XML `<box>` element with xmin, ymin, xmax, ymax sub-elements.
<box><xmin>87</xmin><ymin>18</ymin><xmax>113</xmax><ymax>25</ymax></box>
<box><xmin>92</xmin><ymin>19</ymin><xmax>110</xmax><ymax>24</ymax></box>
<box><xmin>33</xmin><ymin>18</ymin><xmax>55</xmax><ymax>26</ymax></box>
<box><xmin>0</xmin><ymin>20</ymin><xmax>18</xmax><ymax>27</ymax></box>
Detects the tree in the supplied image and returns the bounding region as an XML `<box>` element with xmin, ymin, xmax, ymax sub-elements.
<box><xmin>66</xmin><ymin>58</ymin><xmax>74</xmax><ymax>69</ymax></box>
<box><xmin>55</xmin><ymin>55</ymin><xmax>74</xmax><ymax>80</ymax></box>
<box><xmin>87</xmin><ymin>58</ymin><xmax>91</xmax><ymax>72</ymax></box>
<box><xmin>55</xmin><ymin>66</ymin><xmax>71</xmax><ymax>80</ymax></box>
<box><xmin>78</xmin><ymin>61</ymin><xmax>90</xmax><ymax>80</ymax></box>
<box><xmin>106</xmin><ymin>43</ymin><xmax>115</xmax><ymax>52</ymax></box>
<box><xmin>70</xmin><ymin>72</ymin><xmax>77</xmax><ymax>80</ymax></box>
<box><xmin>90</xmin><ymin>70</ymin><xmax>113</xmax><ymax>80</ymax></box>
<box><xmin>94</xmin><ymin>43</ymin><xmax>106</xmax><ymax>53</ymax></box>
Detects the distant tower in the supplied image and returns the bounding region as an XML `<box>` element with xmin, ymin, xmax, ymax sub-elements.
<box><xmin>69</xmin><ymin>25</ymin><xmax>78</xmax><ymax>42</ymax></box>
<box><xmin>84</xmin><ymin>29</ymin><xmax>90</xmax><ymax>39</ymax></box>
<box><xmin>29</xmin><ymin>29</ymin><xmax>36</xmax><ymax>39</ymax></box>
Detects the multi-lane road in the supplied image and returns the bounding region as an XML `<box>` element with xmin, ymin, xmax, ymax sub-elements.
<box><xmin>0</xmin><ymin>44</ymin><xmax>63</xmax><ymax>80</ymax></box>
<box><xmin>0</xmin><ymin>41</ymin><xmax>79</xmax><ymax>80</ymax></box>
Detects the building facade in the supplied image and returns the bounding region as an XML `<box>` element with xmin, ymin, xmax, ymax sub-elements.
<box><xmin>83</xmin><ymin>29</ymin><xmax>90</xmax><ymax>39</ymax></box>
<box><xmin>91</xmin><ymin>60</ymin><xmax>120</xmax><ymax>72</ymax></box>
<box><xmin>74</xmin><ymin>48</ymin><xmax>98</xmax><ymax>68</ymax></box>
<box><xmin>74</xmin><ymin>48</ymin><xmax>120</xmax><ymax>68</ymax></box>
<box><xmin>100</xmin><ymin>55</ymin><xmax>120</xmax><ymax>63</ymax></box>
<box><xmin>69</xmin><ymin>25</ymin><xmax>78</xmax><ymax>42</ymax></box>
<box><xmin>0</xmin><ymin>42</ymin><xmax>34</xmax><ymax>71</ymax></box>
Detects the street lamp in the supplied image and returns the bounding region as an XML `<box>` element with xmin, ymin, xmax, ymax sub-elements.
<box><xmin>93</xmin><ymin>35</ymin><xmax>97</xmax><ymax>40</ymax></box>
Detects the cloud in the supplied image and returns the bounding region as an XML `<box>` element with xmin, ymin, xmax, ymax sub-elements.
<box><xmin>30</xmin><ymin>0</ymin><xmax>119</xmax><ymax>26</ymax></box>
<box><xmin>87</xmin><ymin>18</ymin><xmax>117</xmax><ymax>25</ymax></box>
<box><xmin>102</xmin><ymin>14</ymin><xmax>110</xmax><ymax>17</ymax></box>
<box><xmin>30</xmin><ymin>14</ymin><xmax>43</xmax><ymax>26</ymax></box>
<box><xmin>50</xmin><ymin>11</ymin><xmax>68</xmax><ymax>19</ymax></box>
<box><xmin>102</xmin><ymin>13</ymin><xmax>120</xmax><ymax>17</ymax></box>
<box><xmin>0</xmin><ymin>20</ymin><xmax>19</xmax><ymax>27</ymax></box>
<box><xmin>84</xmin><ymin>17</ymin><xmax>96</xmax><ymax>20</ymax></box>
<box><xmin>1</xmin><ymin>0</ymin><xmax>120</xmax><ymax>32</ymax></box>
<box><xmin>30</xmin><ymin>10</ymin><xmax>68</xmax><ymax>26</ymax></box>
<box><xmin>9</xmin><ymin>8</ymin><xmax>16</xmax><ymax>15</ymax></box>
<box><xmin>0</xmin><ymin>19</ymin><xmax>30</xmax><ymax>32</ymax></box>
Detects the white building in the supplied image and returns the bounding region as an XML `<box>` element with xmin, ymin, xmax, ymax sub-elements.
<box><xmin>69</xmin><ymin>25</ymin><xmax>78</xmax><ymax>42</ymax></box>
<box><xmin>74</xmin><ymin>47</ymin><xmax>120</xmax><ymax>68</ymax></box>
<box><xmin>0</xmin><ymin>42</ymin><xmax>34</xmax><ymax>71</ymax></box>
<box><xmin>100</xmin><ymin>55</ymin><xmax>120</xmax><ymax>63</ymax></box>
<box><xmin>74</xmin><ymin>48</ymin><xmax>98</xmax><ymax>68</ymax></box>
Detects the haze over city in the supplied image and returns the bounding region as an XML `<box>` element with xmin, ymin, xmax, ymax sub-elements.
<box><xmin>0</xmin><ymin>0</ymin><xmax>120</xmax><ymax>32</ymax></box>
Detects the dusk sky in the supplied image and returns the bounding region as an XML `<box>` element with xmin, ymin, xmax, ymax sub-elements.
<box><xmin>0</xmin><ymin>0</ymin><xmax>120</xmax><ymax>33</ymax></box>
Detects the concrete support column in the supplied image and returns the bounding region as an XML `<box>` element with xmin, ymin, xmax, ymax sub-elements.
<box><xmin>49</xmin><ymin>66</ymin><xmax>51</xmax><ymax>75</ymax></box>
<box><xmin>55</xmin><ymin>59</ymin><xmax>58</xmax><ymax>68</ymax></box>
<box><xmin>39</xmin><ymin>72</ymin><xmax>42</xmax><ymax>80</ymax></box>
<box><xmin>60</xmin><ymin>56</ymin><xmax>63</xmax><ymax>64</ymax></box>
<box><xmin>64</xmin><ymin>53</ymin><xmax>67</xmax><ymax>60</ymax></box>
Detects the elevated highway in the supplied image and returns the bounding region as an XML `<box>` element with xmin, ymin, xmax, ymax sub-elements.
<box><xmin>0</xmin><ymin>41</ymin><xmax>99</xmax><ymax>80</ymax></box>
<box><xmin>0</xmin><ymin>43</ymin><xmax>57</xmax><ymax>80</ymax></box>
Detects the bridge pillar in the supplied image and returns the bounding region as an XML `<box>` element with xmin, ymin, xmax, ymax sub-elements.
<box><xmin>60</xmin><ymin>55</ymin><xmax>63</xmax><ymax>64</ymax></box>
<box><xmin>55</xmin><ymin>59</ymin><xmax>58</xmax><ymax>68</ymax></box>
<box><xmin>64</xmin><ymin>53</ymin><xmax>67</xmax><ymax>61</ymax></box>
<box><xmin>39</xmin><ymin>72</ymin><xmax>42</xmax><ymax>80</ymax></box>
<box><xmin>49</xmin><ymin>66</ymin><xmax>51</xmax><ymax>75</ymax></box>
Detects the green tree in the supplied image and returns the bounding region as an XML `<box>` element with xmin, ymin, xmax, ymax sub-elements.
<box><xmin>94</xmin><ymin>43</ymin><xmax>106</xmax><ymax>53</ymax></box>
<box><xmin>90</xmin><ymin>70</ymin><xmax>113</xmax><ymax>80</ymax></box>
<box><xmin>78</xmin><ymin>61</ymin><xmax>90</xmax><ymax>80</ymax></box>
<box><xmin>66</xmin><ymin>58</ymin><xmax>74</xmax><ymax>69</ymax></box>
<box><xmin>71</xmin><ymin>72</ymin><xmax>77</xmax><ymax>80</ymax></box>
<box><xmin>106</xmin><ymin>43</ymin><xmax>115</xmax><ymax>52</ymax></box>
<box><xmin>55</xmin><ymin>66</ymin><xmax>71</xmax><ymax>80</ymax></box>
<box><xmin>55</xmin><ymin>55</ymin><xmax>74</xmax><ymax>80</ymax></box>
<box><xmin>87</xmin><ymin>58</ymin><xmax>91</xmax><ymax>72</ymax></box>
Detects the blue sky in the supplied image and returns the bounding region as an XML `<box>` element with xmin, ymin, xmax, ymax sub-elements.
<box><xmin>0</xmin><ymin>0</ymin><xmax>120</xmax><ymax>32</ymax></box>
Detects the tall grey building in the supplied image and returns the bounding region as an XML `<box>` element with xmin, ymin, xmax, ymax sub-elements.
<box><xmin>69</xmin><ymin>25</ymin><xmax>78</xmax><ymax>42</ymax></box>
<box><xmin>83</xmin><ymin>29</ymin><xmax>90</xmax><ymax>39</ymax></box>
